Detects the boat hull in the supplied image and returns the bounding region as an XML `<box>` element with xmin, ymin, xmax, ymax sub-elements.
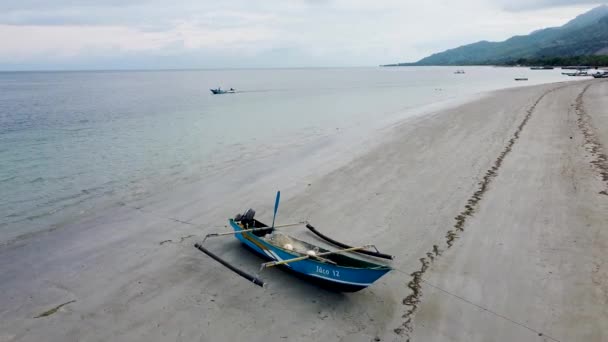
<box><xmin>210</xmin><ymin>89</ymin><xmax>235</xmax><ymax>94</ymax></box>
<box><xmin>230</xmin><ymin>220</ymin><xmax>391</xmax><ymax>292</ymax></box>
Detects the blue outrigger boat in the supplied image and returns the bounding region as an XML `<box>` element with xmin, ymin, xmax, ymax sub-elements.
<box><xmin>195</xmin><ymin>194</ymin><xmax>393</xmax><ymax>292</ymax></box>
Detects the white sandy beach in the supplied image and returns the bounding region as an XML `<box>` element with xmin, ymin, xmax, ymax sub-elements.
<box><xmin>0</xmin><ymin>79</ymin><xmax>606</xmax><ymax>342</ymax></box>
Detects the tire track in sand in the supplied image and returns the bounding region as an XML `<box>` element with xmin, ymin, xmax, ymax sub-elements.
<box><xmin>575</xmin><ymin>83</ymin><xmax>608</xmax><ymax>195</ymax></box>
<box><xmin>394</xmin><ymin>85</ymin><xmax>565</xmax><ymax>340</ymax></box>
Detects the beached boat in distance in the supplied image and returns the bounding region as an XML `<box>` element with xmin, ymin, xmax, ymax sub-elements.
<box><xmin>210</xmin><ymin>87</ymin><xmax>236</xmax><ymax>94</ymax></box>
<box><xmin>530</xmin><ymin>66</ymin><xmax>554</xmax><ymax>70</ymax></box>
<box><xmin>194</xmin><ymin>193</ymin><xmax>393</xmax><ymax>292</ymax></box>
<box><xmin>514</xmin><ymin>78</ymin><xmax>528</xmax><ymax>81</ymax></box>
<box><xmin>592</xmin><ymin>71</ymin><xmax>608</xmax><ymax>78</ymax></box>
<box><xmin>562</xmin><ymin>70</ymin><xmax>591</xmax><ymax>76</ymax></box>
<box><xmin>454</xmin><ymin>70</ymin><xmax>465</xmax><ymax>74</ymax></box>
<box><xmin>561</xmin><ymin>66</ymin><xmax>591</xmax><ymax>70</ymax></box>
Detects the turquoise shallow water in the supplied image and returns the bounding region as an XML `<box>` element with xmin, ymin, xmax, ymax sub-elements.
<box><xmin>0</xmin><ymin>67</ymin><xmax>572</xmax><ymax>241</ymax></box>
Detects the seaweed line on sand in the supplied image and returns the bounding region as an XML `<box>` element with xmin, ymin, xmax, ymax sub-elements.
<box><xmin>394</xmin><ymin>85</ymin><xmax>563</xmax><ymax>340</ymax></box>
<box><xmin>34</xmin><ymin>300</ymin><xmax>76</xmax><ymax>318</ymax></box>
<box><xmin>575</xmin><ymin>83</ymin><xmax>608</xmax><ymax>194</ymax></box>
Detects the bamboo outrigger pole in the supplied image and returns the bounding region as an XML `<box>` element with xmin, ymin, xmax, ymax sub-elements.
<box><xmin>194</xmin><ymin>243</ymin><xmax>266</xmax><ymax>287</ymax></box>
<box><xmin>201</xmin><ymin>221</ymin><xmax>307</xmax><ymax>243</ymax></box>
<box><xmin>194</xmin><ymin>219</ymin><xmax>307</xmax><ymax>287</ymax></box>
<box><xmin>260</xmin><ymin>245</ymin><xmax>375</xmax><ymax>269</ymax></box>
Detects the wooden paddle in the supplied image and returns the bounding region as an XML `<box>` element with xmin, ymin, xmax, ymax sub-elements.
<box><xmin>271</xmin><ymin>190</ymin><xmax>280</xmax><ymax>228</ymax></box>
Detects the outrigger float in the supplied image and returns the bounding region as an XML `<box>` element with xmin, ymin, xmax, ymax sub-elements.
<box><xmin>194</xmin><ymin>192</ymin><xmax>393</xmax><ymax>292</ymax></box>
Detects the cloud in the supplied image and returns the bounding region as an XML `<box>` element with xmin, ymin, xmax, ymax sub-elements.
<box><xmin>0</xmin><ymin>1</ymin><xmax>315</xmax><ymax>27</ymax></box>
<box><xmin>0</xmin><ymin>22</ymin><xmax>277</xmax><ymax>59</ymax></box>
<box><xmin>495</xmin><ymin>0</ymin><xmax>605</xmax><ymax>11</ymax></box>
<box><xmin>0</xmin><ymin>0</ymin><xmax>603</xmax><ymax>69</ymax></box>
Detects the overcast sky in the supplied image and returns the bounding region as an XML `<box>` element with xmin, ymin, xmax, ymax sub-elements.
<box><xmin>0</xmin><ymin>0</ymin><xmax>604</xmax><ymax>70</ymax></box>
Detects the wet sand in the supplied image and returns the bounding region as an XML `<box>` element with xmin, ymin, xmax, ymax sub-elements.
<box><xmin>0</xmin><ymin>80</ymin><xmax>606</xmax><ymax>342</ymax></box>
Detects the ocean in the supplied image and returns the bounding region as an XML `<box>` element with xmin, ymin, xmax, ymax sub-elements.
<box><xmin>0</xmin><ymin>66</ymin><xmax>571</xmax><ymax>242</ymax></box>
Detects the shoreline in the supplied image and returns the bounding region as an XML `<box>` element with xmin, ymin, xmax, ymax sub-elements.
<box><xmin>0</xmin><ymin>83</ymin><xmax>486</xmax><ymax>246</ymax></box>
<box><xmin>0</xmin><ymin>76</ymin><xmax>580</xmax><ymax>247</ymax></box>
<box><xmin>0</xmin><ymin>67</ymin><xmax>577</xmax><ymax>245</ymax></box>
<box><xmin>1</xmin><ymin>79</ymin><xmax>606</xmax><ymax>342</ymax></box>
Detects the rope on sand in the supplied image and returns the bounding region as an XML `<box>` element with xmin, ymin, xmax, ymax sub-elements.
<box><xmin>393</xmin><ymin>268</ymin><xmax>562</xmax><ymax>342</ymax></box>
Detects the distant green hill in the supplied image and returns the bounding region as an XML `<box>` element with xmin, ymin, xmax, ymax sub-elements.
<box><xmin>387</xmin><ymin>5</ymin><xmax>608</xmax><ymax>66</ymax></box>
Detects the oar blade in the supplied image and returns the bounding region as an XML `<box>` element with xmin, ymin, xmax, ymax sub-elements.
<box><xmin>271</xmin><ymin>190</ymin><xmax>280</xmax><ymax>228</ymax></box>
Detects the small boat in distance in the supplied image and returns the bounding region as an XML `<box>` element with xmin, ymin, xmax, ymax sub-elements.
<box><xmin>530</xmin><ymin>66</ymin><xmax>554</xmax><ymax>70</ymax></box>
<box><xmin>562</xmin><ymin>70</ymin><xmax>590</xmax><ymax>76</ymax></box>
<box><xmin>592</xmin><ymin>71</ymin><xmax>608</xmax><ymax>78</ymax></box>
<box><xmin>210</xmin><ymin>87</ymin><xmax>236</xmax><ymax>94</ymax></box>
<box><xmin>194</xmin><ymin>194</ymin><xmax>393</xmax><ymax>292</ymax></box>
<box><xmin>514</xmin><ymin>78</ymin><xmax>528</xmax><ymax>81</ymax></box>
<box><xmin>562</xmin><ymin>66</ymin><xmax>591</xmax><ymax>70</ymax></box>
<box><xmin>454</xmin><ymin>69</ymin><xmax>465</xmax><ymax>74</ymax></box>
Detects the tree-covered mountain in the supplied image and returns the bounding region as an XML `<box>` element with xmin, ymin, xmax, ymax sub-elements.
<box><xmin>389</xmin><ymin>5</ymin><xmax>608</xmax><ymax>66</ymax></box>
